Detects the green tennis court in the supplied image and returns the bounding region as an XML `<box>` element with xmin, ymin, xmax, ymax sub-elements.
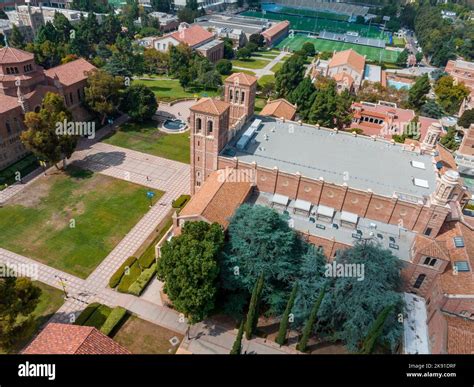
<box><xmin>277</xmin><ymin>35</ymin><xmax>400</xmax><ymax>64</ymax></box>
<box><xmin>273</xmin><ymin>6</ymin><xmax>349</xmax><ymax>22</ymax></box>
<box><xmin>241</xmin><ymin>11</ymin><xmax>389</xmax><ymax>41</ymax></box>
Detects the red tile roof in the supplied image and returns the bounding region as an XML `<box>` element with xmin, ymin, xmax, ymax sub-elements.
<box><xmin>262</xmin><ymin>21</ymin><xmax>290</xmax><ymax>39</ymax></box>
<box><xmin>0</xmin><ymin>47</ymin><xmax>34</xmax><ymax>64</ymax></box>
<box><xmin>445</xmin><ymin>315</ymin><xmax>474</xmax><ymax>354</ymax></box>
<box><xmin>171</xmin><ymin>24</ymin><xmax>214</xmax><ymax>47</ymax></box>
<box><xmin>260</xmin><ymin>98</ymin><xmax>296</xmax><ymax>120</ymax></box>
<box><xmin>179</xmin><ymin>169</ymin><xmax>252</xmax><ymax>228</ymax></box>
<box><xmin>22</xmin><ymin>323</ymin><xmax>130</xmax><ymax>354</ymax></box>
<box><xmin>225</xmin><ymin>72</ymin><xmax>257</xmax><ymax>87</ymax></box>
<box><xmin>45</xmin><ymin>58</ymin><xmax>96</xmax><ymax>87</ymax></box>
<box><xmin>329</xmin><ymin>49</ymin><xmax>366</xmax><ymax>74</ymax></box>
<box><xmin>190</xmin><ymin>97</ymin><xmax>230</xmax><ymax>115</ymax></box>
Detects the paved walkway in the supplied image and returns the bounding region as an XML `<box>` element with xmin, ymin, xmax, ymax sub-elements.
<box><xmin>234</xmin><ymin>51</ymin><xmax>290</xmax><ymax>78</ymax></box>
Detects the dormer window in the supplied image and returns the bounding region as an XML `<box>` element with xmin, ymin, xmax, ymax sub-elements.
<box><xmin>423</xmin><ymin>257</ymin><xmax>437</xmax><ymax>267</ymax></box>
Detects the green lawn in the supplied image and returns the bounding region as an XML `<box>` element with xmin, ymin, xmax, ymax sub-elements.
<box><xmin>258</xmin><ymin>74</ymin><xmax>275</xmax><ymax>87</ymax></box>
<box><xmin>232</xmin><ymin>57</ymin><xmax>271</xmax><ymax>69</ymax></box>
<box><xmin>255</xmin><ymin>97</ymin><xmax>267</xmax><ymax>113</ymax></box>
<box><xmin>277</xmin><ymin>35</ymin><xmax>399</xmax><ymax>64</ymax></box>
<box><xmin>0</xmin><ymin>167</ymin><xmax>162</xmax><ymax>278</ymax></box>
<box><xmin>133</xmin><ymin>78</ymin><xmax>219</xmax><ymax>102</ymax></box>
<box><xmin>1</xmin><ymin>282</ymin><xmax>64</xmax><ymax>354</ymax></box>
<box><xmin>271</xmin><ymin>61</ymin><xmax>285</xmax><ymax>73</ymax></box>
<box><xmin>392</xmin><ymin>37</ymin><xmax>406</xmax><ymax>48</ymax></box>
<box><xmin>103</xmin><ymin>121</ymin><xmax>190</xmax><ymax>164</ymax></box>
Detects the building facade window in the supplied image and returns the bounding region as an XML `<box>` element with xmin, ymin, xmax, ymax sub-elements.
<box><xmin>413</xmin><ymin>274</ymin><xmax>426</xmax><ymax>289</ymax></box>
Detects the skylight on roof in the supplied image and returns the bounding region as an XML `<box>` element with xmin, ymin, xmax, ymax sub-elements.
<box><xmin>411</xmin><ymin>161</ymin><xmax>426</xmax><ymax>170</ymax></box>
<box><xmin>454</xmin><ymin>261</ymin><xmax>470</xmax><ymax>272</ymax></box>
<box><xmin>413</xmin><ymin>178</ymin><xmax>429</xmax><ymax>189</ymax></box>
<box><xmin>453</xmin><ymin>237</ymin><xmax>465</xmax><ymax>248</ymax></box>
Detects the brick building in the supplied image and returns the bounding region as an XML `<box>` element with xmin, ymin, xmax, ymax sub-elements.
<box><xmin>146</xmin><ymin>23</ymin><xmax>224</xmax><ymax>63</ymax></box>
<box><xmin>261</xmin><ymin>20</ymin><xmax>290</xmax><ymax>48</ymax></box>
<box><xmin>0</xmin><ymin>46</ymin><xmax>95</xmax><ymax>170</ymax></box>
<box><xmin>179</xmin><ymin>72</ymin><xmax>474</xmax><ymax>353</ymax></box>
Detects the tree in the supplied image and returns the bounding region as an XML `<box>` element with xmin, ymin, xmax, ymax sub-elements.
<box><xmin>458</xmin><ymin>109</ymin><xmax>474</xmax><ymax>129</ymax></box>
<box><xmin>249</xmin><ymin>33</ymin><xmax>264</xmax><ymax>48</ymax></box>
<box><xmin>230</xmin><ymin>320</ymin><xmax>245</xmax><ymax>354</ymax></box>
<box><xmin>244</xmin><ymin>273</ymin><xmax>264</xmax><ymax>340</ymax></box>
<box><xmin>121</xmin><ymin>85</ymin><xmax>157</xmax><ymax>122</ymax></box>
<box><xmin>20</xmin><ymin>92</ymin><xmax>78</xmax><ymax>169</ymax></box>
<box><xmin>216</xmin><ymin>59</ymin><xmax>232</xmax><ymax>75</ymax></box>
<box><xmin>0</xmin><ymin>277</ymin><xmax>41</xmax><ymax>349</ymax></box>
<box><xmin>143</xmin><ymin>48</ymin><xmax>169</xmax><ymax>75</ymax></box>
<box><xmin>84</xmin><ymin>69</ymin><xmax>125</xmax><ymax>124</ymax></box>
<box><xmin>296</xmin><ymin>285</ymin><xmax>326</xmax><ymax>353</ymax></box>
<box><xmin>222</xmin><ymin>37</ymin><xmax>234</xmax><ymax>60</ymax></box>
<box><xmin>415</xmin><ymin>52</ymin><xmax>423</xmax><ymax>64</ymax></box>
<box><xmin>434</xmin><ymin>75</ymin><xmax>470</xmax><ymax>115</ymax></box>
<box><xmin>100</xmin><ymin>13</ymin><xmax>122</xmax><ymax>45</ymax></box>
<box><xmin>288</xmin><ymin>77</ymin><xmax>316</xmax><ymax>120</ymax></box>
<box><xmin>275</xmin><ymin>54</ymin><xmax>306</xmax><ymax>99</ymax></box>
<box><xmin>408</xmin><ymin>74</ymin><xmax>430</xmax><ymax>110</ymax></box>
<box><xmin>53</xmin><ymin>12</ymin><xmax>73</xmax><ymax>43</ymax></box>
<box><xmin>220</xmin><ymin>205</ymin><xmax>309</xmax><ymax>317</ymax></box>
<box><xmin>169</xmin><ymin>43</ymin><xmax>193</xmax><ymax>76</ymax></box>
<box><xmin>439</xmin><ymin>126</ymin><xmax>460</xmax><ymax>151</ymax></box>
<box><xmin>301</xmin><ymin>42</ymin><xmax>316</xmax><ymax>57</ymax></box>
<box><xmin>157</xmin><ymin>221</ymin><xmax>224</xmax><ymax>324</ymax></box>
<box><xmin>9</xmin><ymin>25</ymin><xmax>25</xmax><ymax>49</ymax></box>
<box><xmin>396</xmin><ymin>49</ymin><xmax>408</xmax><ymax>67</ymax></box>
<box><xmin>236</xmin><ymin>47</ymin><xmax>252</xmax><ymax>60</ymax></box>
<box><xmin>420</xmin><ymin>99</ymin><xmax>444</xmax><ymax>119</ymax></box>
<box><xmin>360</xmin><ymin>305</ymin><xmax>394</xmax><ymax>354</ymax></box>
<box><xmin>151</xmin><ymin>0</ymin><xmax>171</xmax><ymax>13</ymax></box>
<box><xmin>317</xmin><ymin>243</ymin><xmax>404</xmax><ymax>353</ymax></box>
<box><xmin>275</xmin><ymin>284</ymin><xmax>298</xmax><ymax>346</ymax></box>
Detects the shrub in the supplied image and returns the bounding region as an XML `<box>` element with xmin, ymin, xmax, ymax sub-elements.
<box><xmin>216</xmin><ymin>59</ymin><xmax>233</xmax><ymax>75</ymax></box>
<box><xmin>83</xmin><ymin>305</ymin><xmax>112</xmax><ymax>329</ymax></box>
<box><xmin>109</xmin><ymin>256</ymin><xmax>137</xmax><ymax>288</ymax></box>
<box><xmin>100</xmin><ymin>307</ymin><xmax>128</xmax><ymax>336</ymax></box>
<box><xmin>172</xmin><ymin>194</ymin><xmax>191</xmax><ymax>209</ymax></box>
<box><xmin>117</xmin><ymin>260</ymin><xmax>142</xmax><ymax>293</ymax></box>
<box><xmin>138</xmin><ymin>248</ymin><xmax>156</xmax><ymax>269</ymax></box>
<box><xmin>75</xmin><ymin>303</ymin><xmax>100</xmax><ymax>325</ymax></box>
<box><xmin>128</xmin><ymin>264</ymin><xmax>157</xmax><ymax>296</ymax></box>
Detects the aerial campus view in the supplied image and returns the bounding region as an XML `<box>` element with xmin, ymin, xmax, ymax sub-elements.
<box><xmin>0</xmin><ymin>0</ymin><xmax>473</xmax><ymax>385</ymax></box>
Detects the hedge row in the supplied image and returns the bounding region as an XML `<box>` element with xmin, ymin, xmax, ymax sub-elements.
<box><xmin>128</xmin><ymin>264</ymin><xmax>157</xmax><ymax>296</ymax></box>
<box><xmin>74</xmin><ymin>303</ymin><xmax>100</xmax><ymax>325</ymax></box>
<box><xmin>100</xmin><ymin>307</ymin><xmax>128</xmax><ymax>336</ymax></box>
<box><xmin>82</xmin><ymin>305</ymin><xmax>112</xmax><ymax>329</ymax></box>
<box><xmin>109</xmin><ymin>256</ymin><xmax>137</xmax><ymax>288</ymax></box>
<box><xmin>117</xmin><ymin>260</ymin><xmax>142</xmax><ymax>293</ymax></box>
<box><xmin>172</xmin><ymin>194</ymin><xmax>191</xmax><ymax>209</ymax></box>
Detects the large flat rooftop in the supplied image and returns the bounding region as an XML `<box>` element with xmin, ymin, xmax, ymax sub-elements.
<box><xmin>221</xmin><ymin>117</ymin><xmax>438</xmax><ymax>199</ymax></box>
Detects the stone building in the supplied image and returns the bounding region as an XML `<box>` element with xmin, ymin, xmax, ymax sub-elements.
<box><xmin>0</xmin><ymin>46</ymin><xmax>95</xmax><ymax>170</ymax></box>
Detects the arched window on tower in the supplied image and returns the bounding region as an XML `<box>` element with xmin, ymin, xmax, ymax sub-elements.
<box><xmin>207</xmin><ymin>120</ymin><xmax>213</xmax><ymax>135</ymax></box>
<box><xmin>229</xmin><ymin>89</ymin><xmax>233</xmax><ymax>102</ymax></box>
<box><xmin>235</xmin><ymin>90</ymin><xmax>239</xmax><ymax>103</ymax></box>
<box><xmin>196</xmin><ymin>118</ymin><xmax>202</xmax><ymax>133</ymax></box>
<box><xmin>241</xmin><ymin>91</ymin><xmax>245</xmax><ymax>104</ymax></box>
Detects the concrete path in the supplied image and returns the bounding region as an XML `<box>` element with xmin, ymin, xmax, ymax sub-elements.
<box><xmin>235</xmin><ymin>51</ymin><xmax>290</xmax><ymax>79</ymax></box>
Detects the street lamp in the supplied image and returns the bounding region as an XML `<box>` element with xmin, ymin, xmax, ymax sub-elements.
<box><xmin>55</xmin><ymin>275</ymin><xmax>68</xmax><ymax>299</ymax></box>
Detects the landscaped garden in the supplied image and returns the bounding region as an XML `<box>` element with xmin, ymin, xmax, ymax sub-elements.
<box><xmin>102</xmin><ymin>121</ymin><xmax>190</xmax><ymax>164</ymax></box>
<box><xmin>0</xmin><ymin>154</ymin><xmax>39</xmax><ymax>190</ymax></box>
<box><xmin>0</xmin><ymin>166</ymin><xmax>162</xmax><ymax>278</ymax></box>
<box><xmin>133</xmin><ymin>78</ymin><xmax>220</xmax><ymax>102</ymax></box>
<box><xmin>232</xmin><ymin>57</ymin><xmax>271</xmax><ymax>70</ymax></box>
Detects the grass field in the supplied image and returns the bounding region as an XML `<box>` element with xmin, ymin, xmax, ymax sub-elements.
<box><xmin>258</xmin><ymin>74</ymin><xmax>275</xmax><ymax>87</ymax></box>
<box><xmin>112</xmin><ymin>316</ymin><xmax>183</xmax><ymax>354</ymax></box>
<box><xmin>0</xmin><ymin>167</ymin><xmax>162</xmax><ymax>278</ymax></box>
<box><xmin>277</xmin><ymin>35</ymin><xmax>399</xmax><ymax>64</ymax></box>
<box><xmin>271</xmin><ymin>61</ymin><xmax>284</xmax><ymax>73</ymax></box>
<box><xmin>1</xmin><ymin>282</ymin><xmax>64</xmax><ymax>354</ymax></box>
<box><xmin>241</xmin><ymin>11</ymin><xmax>389</xmax><ymax>41</ymax></box>
<box><xmin>133</xmin><ymin>78</ymin><xmax>219</xmax><ymax>102</ymax></box>
<box><xmin>232</xmin><ymin>57</ymin><xmax>271</xmax><ymax>70</ymax></box>
<box><xmin>103</xmin><ymin>121</ymin><xmax>190</xmax><ymax>164</ymax></box>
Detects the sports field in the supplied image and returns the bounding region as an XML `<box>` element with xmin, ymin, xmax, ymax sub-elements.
<box><xmin>268</xmin><ymin>6</ymin><xmax>349</xmax><ymax>22</ymax></box>
<box><xmin>277</xmin><ymin>35</ymin><xmax>400</xmax><ymax>64</ymax></box>
<box><xmin>241</xmin><ymin>10</ymin><xmax>389</xmax><ymax>41</ymax></box>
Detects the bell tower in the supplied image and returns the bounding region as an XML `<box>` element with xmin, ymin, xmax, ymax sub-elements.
<box><xmin>421</xmin><ymin>122</ymin><xmax>443</xmax><ymax>153</ymax></box>
<box><xmin>224</xmin><ymin>72</ymin><xmax>257</xmax><ymax>126</ymax></box>
<box><xmin>189</xmin><ymin>98</ymin><xmax>230</xmax><ymax>194</ymax></box>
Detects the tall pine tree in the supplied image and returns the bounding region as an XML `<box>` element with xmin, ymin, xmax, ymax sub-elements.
<box><xmin>296</xmin><ymin>284</ymin><xmax>326</xmax><ymax>353</ymax></box>
<box><xmin>245</xmin><ymin>273</ymin><xmax>264</xmax><ymax>340</ymax></box>
<box><xmin>230</xmin><ymin>320</ymin><xmax>245</xmax><ymax>354</ymax></box>
<box><xmin>276</xmin><ymin>283</ymin><xmax>298</xmax><ymax>346</ymax></box>
<box><xmin>360</xmin><ymin>305</ymin><xmax>393</xmax><ymax>354</ymax></box>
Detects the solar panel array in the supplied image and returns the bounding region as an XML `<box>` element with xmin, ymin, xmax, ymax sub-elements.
<box><xmin>319</xmin><ymin>30</ymin><xmax>386</xmax><ymax>48</ymax></box>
